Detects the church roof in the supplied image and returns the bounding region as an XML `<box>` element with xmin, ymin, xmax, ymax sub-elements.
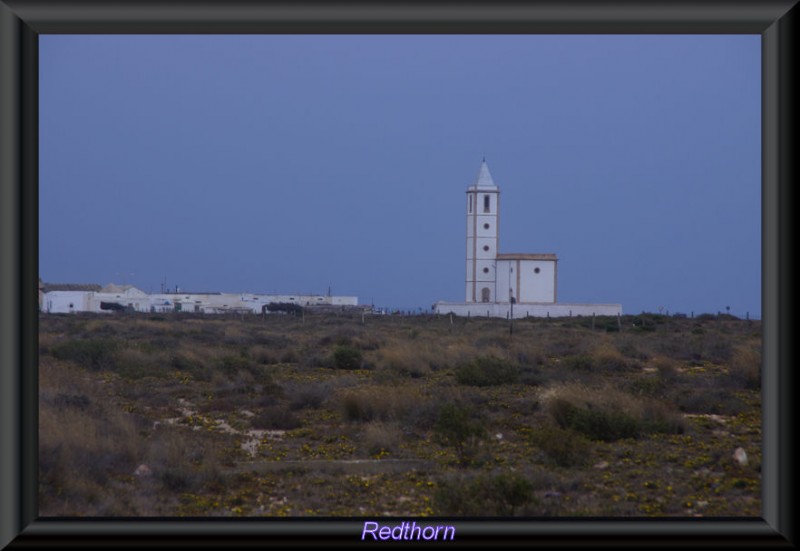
<box><xmin>473</xmin><ymin>159</ymin><xmax>497</xmax><ymax>189</ymax></box>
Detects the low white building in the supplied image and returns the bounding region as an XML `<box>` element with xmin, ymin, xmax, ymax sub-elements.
<box><xmin>91</xmin><ymin>284</ymin><xmax>151</xmax><ymax>312</ymax></box>
<box><xmin>42</xmin><ymin>290</ymin><xmax>94</xmax><ymax>314</ymax></box>
<box><xmin>41</xmin><ymin>281</ymin><xmax>358</xmax><ymax>315</ymax></box>
<box><xmin>40</xmin><ymin>283</ymin><xmax>100</xmax><ymax>313</ymax></box>
<box><xmin>147</xmin><ymin>292</ymin><xmax>358</xmax><ymax>314</ymax></box>
<box><xmin>435</xmin><ymin>161</ymin><xmax>622</xmax><ymax>318</ymax></box>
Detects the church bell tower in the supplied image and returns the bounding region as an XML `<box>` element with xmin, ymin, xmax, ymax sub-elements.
<box><xmin>466</xmin><ymin>159</ymin><xmax>500</xmax><ymax>303</ymax></box>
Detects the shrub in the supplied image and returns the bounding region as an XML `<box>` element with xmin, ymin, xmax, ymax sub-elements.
<box><xmin>255</xmin><ymin>333</ymin><xmax>292</xmax><ymax>349</ymax></box>
<box><xmin>433</xmin><ymin>402</ymin><xmax>487</xmax><ymax>465</ymax></box>
<box><xmin>248</xmin><ymin>345</ymin><xmax>282</xmax><ymax>365</ymax></box>
<box><xmin>50</xmin><ymin>393</ymin><xmax>91</xmax><ymax>410</ymax></box>
<box><xmin>591</xmin><ymin>343</ymin><xmax>636</xmax><ymax>372</ymax></box>
<box><xmin>51</xmin><ymin>338</ymin><xmax>121</xmax><ymax>371</ymax></box>
<box><xmin>298</xmin><ymin>347</ymin><xmax>331</xmax><ymax>368</ymax></box>
<box><xmin>144</xmin><ymin>426</ymin><xmax>226</xmax><ymax>496</ymax></box>
<box><xmin>171</xmin><ymin>350</ymin><xmax>213</xmax><ymax>382</ymax></box>
<box><xmin>361</xmin><ymin>421</ymin><xmax>402</xmax><ymax>455</ymax></box>
<box><xmin>640</xmin><ymin>401</ymin><xmax>687</xmax><ymax>435</ymax></box>
<box><xmin>339</xmin><ymin>386</ymin><xmax>421</xmax><ymax>423</ymax></box>
<box><xmin>375</xmin><ymin>345</ymin><xmax>431</xmax><ymax>379</ymax></box>
<box><xmin>727</xmin><ymin>345</ymin><xmax>761</xmax><ymax>390</ymax></box>
<box><xmin>454</xmin><ymin>356</ymin><xmax>519</xmax><ymax>386</ymax></box>
<box><xmin>674</xmin><ymin>385</ymin><xmax>747</xmax><ymax>415</ymax></box>
<box><xmin>39</xmin><ymin>401</ymin><xmax>139</xmax><ymax>514</ymax></box>
<box><xmin>543</xmin><ymin>383</ymin><xmax>684</xmax><ymax>442</ymax></box>
<box><xmin>114</xmin><ymin>347</ymin><xmax>169</xmax><ymax>379</ymax></box>
<box><xmin>286</xmin><ymin>381</ymin><xmax>330</xmax><ymax>410</ymax></box>
<box><xmin>331</xmin><ymin>345</ymin><xmax>363</xmax><ymax>370</ymax></box>
<box><xmin>549</xmin><ymin>398</ymin><xmax>640</xmax><ymax>441</ymax></box>
<box><xmin>433</xmin><ymin>472</ymin><xmax>537</xmax><ymax>516</ymax></box>
<box><xmin>251</xmin><ymin>405</ymin><xmax>302</xmax><ymax>430</ymax></box>
<box><xmin>530</xmin><ymin>424</ymin><xmax>591</xmax><ymax>468</ymax></box>
<box><xmin>653</xmin><ymin>357</ymin><xmax>682</xmax><ymax>382</ymax></box>
<box><xmin>701</xmin><ymin>334</ymin><xmax>734</xmax><ymax>364</ymax></box>
<box><xmin>490</xmin><ymin>472</ymin><xmax>537</xmax><ymax>516</ymax></box>
<box><xmin>562</xmin><ymin>355</ymin><xmax>593</xmax><ymax>371</ymax></box>
<box><xmin>218</xmin><ymin>354</ymin><xmax>259</xmax><ymax>377</ymax></box>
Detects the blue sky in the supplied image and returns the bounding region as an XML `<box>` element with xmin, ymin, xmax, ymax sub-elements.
<box><xmin>39</xmin><ymin>35</ymin><xmax>761</xmax><ymax>316</ymax></box>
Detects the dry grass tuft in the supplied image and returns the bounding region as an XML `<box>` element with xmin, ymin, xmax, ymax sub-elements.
<box><xmin>337</xmin><ymin>385</ymin><xmax>424</xmax><ymax>423</ymax></box>
<box><xmin>361</xmin><ymin>421</ymin><xmax>403</xmax><ymax>455</ymax></box>
<box><xmin>541</xmin><ymin>382</ymin><xmax>685</xmax><ymax>441</ymax></box>
<box><xmin>727</xmin><ymin>344</ymin><xmax>761</xmax><ymax>390</ymax></box>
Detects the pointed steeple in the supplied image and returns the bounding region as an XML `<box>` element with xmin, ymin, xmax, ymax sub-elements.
<box><xmin>473</xmin><ymin>159</ymin><xmax>497</xmax><ymax>188</ymax></box>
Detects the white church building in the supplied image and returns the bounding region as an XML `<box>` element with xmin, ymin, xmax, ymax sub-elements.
<box><xmin>434</xmin><ymin>161</ymin><xmax>622</xmax><ymax>318</ymax></box>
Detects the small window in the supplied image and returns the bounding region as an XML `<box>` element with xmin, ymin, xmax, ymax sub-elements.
<box><xmin>483</xmin><ymin>223</ymin><xmax>490</xmax><ymax>230</ymax></box>
<box><xmin>468</xmin><ymin>195</ymin><xmax>473</xmax><ymax>213</ymax></box>
<box><xmin>481</xmin><ymin>287</ymin><xmax>491</xmax><ymax>302</ymax></box>
<box><xmin>483</xmin><ymin>195</ymin><xmax>490</xmax><ymax>213</ymax></box>
<box><xmin>483</xmin><ymin>245</ymin><xmax>490</xmax><ymax>252</ymax></box>
<box><xmin>483</xmin><ymin>267</ymin><xmax>489</xmax><ymax>274</ymax></box>
<box><xmin>534</xmin><ymin>267</ymin><xmax>541</xmax><ymax>274</ymax></box>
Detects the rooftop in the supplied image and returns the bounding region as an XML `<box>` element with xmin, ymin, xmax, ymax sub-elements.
<box><xmin>41</xmin><ymin>283</ymin><xmax>101</xmax><ymax>293</ymax></box>
<box><xmin>471</xmin><ymin>159</ymin><xmax>497</xmax><ymax>189</ymax></box>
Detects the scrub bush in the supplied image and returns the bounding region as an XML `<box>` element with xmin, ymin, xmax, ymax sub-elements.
<box><xmin>433</xmin><ymin>472</ymin><xmax>537</xmax><ymax>516</ymax></box>
<box><xmin>433</xmin><ymin>402</ymin><xmax>487</xmax><ymax>465</ymax></box>
<box><xmin>332</xmin><ymin>345</ymin><xmax>363</xmax><ymax>370</ymax></box>
<box><xmin>51</xmin><ymin>338</ymin><xmax>121</xmax><ymax>371</ymax></box>
<box><xmin>454</xmin><ymin>356</ymin><xmax>519</xmax><ymax>386</ymax></box>
<box><xmin>530</xmin><ymin>424</ymin><xmax>591</xmax><ymax>467</ymax></box>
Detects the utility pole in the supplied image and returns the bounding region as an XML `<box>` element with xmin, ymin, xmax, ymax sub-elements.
<box><xmin>508</xmin><ymin>266</ymin><xmax>514</xmax><ymax>335</ymax></box>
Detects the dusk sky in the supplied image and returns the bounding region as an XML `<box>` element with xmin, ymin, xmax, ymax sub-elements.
<box><xmin>39</xmin><ymin>35</ymin><xmax>761</xmax><ymax>317</ymax></box>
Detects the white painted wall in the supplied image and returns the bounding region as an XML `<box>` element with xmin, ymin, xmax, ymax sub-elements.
<box><xmin>42</xmin><ymin>291</ymin><xmax>357</xmax><ymax>314</ymax></box>
<box><xmin>519</xmin><ymin>260</ymin><xmax>556</xmax><ymax>303</ymax></box>
<box><xmin>146</xmin><ymin>293</ymin><xmax>358</xmax><ymax>313</ymax></box>
<box><xmin>43</xmin><ymin>291</ymin><xmax>93</xmax><ymax>313</ymax></box>
<box><xmin>494</xmin><ymin>260</ymin><xmax>556</xmax><ymax>303</ymax></box>
<box><xmin>434</xmin><ymin>301</ymin><xmax>622</xmax><ymax>318</ymax></box>
<box><xmin>465</xmin><ymin>187</ymin><xmax>499</xmax><ymax>303</ymax></box>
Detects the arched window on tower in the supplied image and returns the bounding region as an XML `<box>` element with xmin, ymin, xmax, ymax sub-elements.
<box><xmin>468</xmin><ymin>194</ymin><xmax>473</xmax><ymax>213</ymax></box>
<box><xmin>481</xmin><ymin>287</ymin><xmax>491</xmax><ymax>303</ymax></box>
<box><xmin>483</xmin><ymin>195</ymin><xmax>490</xmax><ymax>213</ymax></box>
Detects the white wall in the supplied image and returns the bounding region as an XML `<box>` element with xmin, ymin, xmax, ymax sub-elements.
<box><xmin>434</xmin><ymin>301</ymin><xmax>622</xmax><ymax>318</ymax></box>
<box><xmin>43</xmin><ymin>291</ymin><xmax>92</xmax><ymax>313</ymax></box>
<box><xmin>146</xmin><ymin>293</ymin><xmax>358</xmax><ymax>313</ymax></box>
<box><xmin>465</xmin><ymin>188</ymin><xmax>499</xmax><ymax>304</ymax></box>
<box><xmin>495</xmin><ymin>259</ymin><xmax>556</xmax><ymax>303</ymax></box>
<box><xmin>518</xmin><ymin>260</ymin><xmax>556</xmax><ymax>303</ymax></box>
<box><xmin>42</xmin><ymin>291</ymin><xmax>358</xmax><ymax>314</ymax></box>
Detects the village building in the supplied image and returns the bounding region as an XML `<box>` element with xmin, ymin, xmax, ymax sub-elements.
<box><xmin>40</xmin><ymin>282</ymin><xmax>359</xmax><ymax>314</ymax></box>
<box><xmin>435</xmin><ymin>161</ymin><xmax>622</xmax><ymax>318</ymax></box>
<box><xmin>40</xmin><ymin>282</ymin><xmax>101</xmax><ymax>314</ymax></box>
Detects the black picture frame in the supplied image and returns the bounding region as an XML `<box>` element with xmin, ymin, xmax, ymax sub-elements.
<box><xmin>1</xmin><ymin>1</ymin><xmax>796</xmax><ymax>548</ymax></box>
